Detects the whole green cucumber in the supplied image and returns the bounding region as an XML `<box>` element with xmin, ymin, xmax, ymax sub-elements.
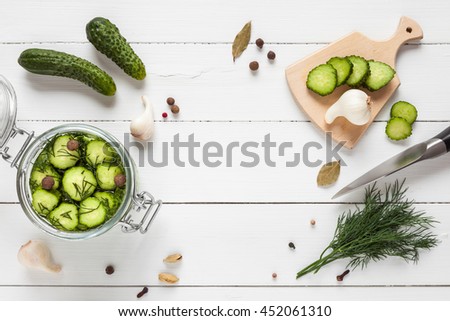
<box><xmin>18</xmin><ymin>49</ymin><xmax>116</xmax><ymax>96</ymax></box>
<box><xmin>86</xmin><ymin>17</ymin><xmax>146</xmax><ymax>80</ymax></box>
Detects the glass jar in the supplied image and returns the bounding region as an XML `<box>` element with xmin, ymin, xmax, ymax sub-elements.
<box><xmin>0</xmin><ymin>75</ymin><xmax>161</xmax><ymax>240</ymax></box>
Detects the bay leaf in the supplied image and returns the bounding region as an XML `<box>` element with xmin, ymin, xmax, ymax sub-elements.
<box><xmin>232</xmin><ymin>21</ymin><xmax>251</xmax><ymax>62</ymax></box>
<box><xmin>317</xmin><ymin>161</ymin><xmax>341</xmax><ymax>187</ymax></box>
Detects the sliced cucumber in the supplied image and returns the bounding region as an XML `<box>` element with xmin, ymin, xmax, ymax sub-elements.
<box><xmin>345</xmin><ymin>56</ymin><xmax>369</xmax><ymax>87</ymax></box>
<box><xmin>49</xmin><ymin>135</ymin><xmax>80</xmax><ymax>169</ymax></box>
<box><xmin>32</xmin><ymin>189</ymin><xmax>60</xmax><ymax>216</ymax></box>
<box><xmin>364</xmin><ymin>60</ymin><xmax>396</xmax><ymax>91</ymax></box>
<box><xmin>306</xmin><ymin>64</ymin><xmax>337</xmax><ymax>96</ymax></box>
<box><xmin>30</xmin><ymin>165</ymin><xmax>61</xmax><ymax>192</ymax></box>
<box><xmin>385</xmin><ymin>117</ymin><xmax>412</xmax><ymax>141</ymax></box>
<box><xmin>62</xmin><ymin>166</ymin><xmax>97</xmax><ymax>201</ymax></box>
<box><xmin>327</xmin><ymin>57</ymin><xmax>353</xmax><ymax>86</ymax></box>
<box><xmin>79</xmin><ymin>197</ymin><xmax>107</xmax><ymax>228</ymax></box>
<box><xmin>96</xmin><ymin>164</ymin><xmax>123</xmax><ymax>190</ymax></box>
<box><xmin>94</xmin><ymin>191</ymin><xmax>119</xmax><ymax>214</ymax></box>
<box><xmin>390</xmin><ymin>101</ymin><xmax>417</xmax><ymax>124</ymax></box>
<box><xmin>86</xmin><ymin>140</ymin><xmax>116</xmax><ymax>167</ymax></box>
<box><xmin>49</xmin><ymin>203</ymin><xmax>79</xmax><ymax>230</ymax></box>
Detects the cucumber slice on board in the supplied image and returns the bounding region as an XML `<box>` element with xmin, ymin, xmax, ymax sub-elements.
<box><xmin>390</xmin><ymin>101</ymin><xmax>417</xmax><ymax>124</ymax></box>
<box><xmin>49</xmin><ymin>203</ymin><xmax>79</xmax><ymax>230</ymax></box>
<box><xmin>345</xmin><ymin>56</ymin><xmax>369</xmax><ymax>87</ymax></box>
<box><xmin>49</xmin><ymin>135</ymin><xmax>80</xmax><ymax>169</ymax></box>
<box><xmin>32</xmin><ymin>189</ymin><xmax>60</xmax><ymax>216</ymax></box>
<box><xmin>327</xmin><ymin>57</ymin><xmax>353</xmax><ymax>86</ymax></box>
<box><xmin>385</xmin><ymin>117</ymin><xmax>412</xmax><ymax>141</ymax></box>
<box><xmin>364</xmin><ymin>60</ymin><xmax>396</xmax><ymax>91</ymax></box>
<box><xmin>79</xmin><ymin>197</ymin><xmax>107</xmax><ymax>228</ymax></box>
<box><xmin>306</xmin><ymin>64</ymin><xmax>337</xmax><ymax>96</ymax></box>
<box><xmin>62</xmin><ymin>166</ymin><xmax>97</xmax><ymax>201</ymax></box>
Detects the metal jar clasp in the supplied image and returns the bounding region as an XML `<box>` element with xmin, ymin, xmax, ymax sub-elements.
<box><xmin>0</xmin><ymin>126</ymin><xmax>34</xmax><ymax>168</ymax></box>
<box><xmin>119</xmin><ymin>191</ymin><xmax>162</xmax><ymax>233</ymax></box>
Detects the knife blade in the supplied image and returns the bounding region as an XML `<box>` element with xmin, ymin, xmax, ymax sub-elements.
<box><xmin>332</xmin><ymin>126</ymin><xmax>450</xmax><ymax>199</ymax></box>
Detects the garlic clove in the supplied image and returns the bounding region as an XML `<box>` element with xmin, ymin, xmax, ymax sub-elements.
<box><xmin>130</xmin><ymin>95</ymin><xmax>155</xmax><ymax>140</ymax></box>
<box><xmin>325</xmin><ymin>89</ymin><xmax>371</xmax><ymax>126</ymax></box>
<box><xmin>17</xmin><ymin>240</ymin><xmax>61</xmax><ymax>273</ymax></box>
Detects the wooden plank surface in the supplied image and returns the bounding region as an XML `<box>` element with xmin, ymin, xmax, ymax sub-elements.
<box><xmin>1</xmin><ymin>0</ymin><xmax>450</xmax><ymax>302</ymax></box>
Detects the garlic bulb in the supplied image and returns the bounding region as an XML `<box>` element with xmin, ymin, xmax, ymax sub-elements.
<box><xmin>325</xmin><ymin>89</ymin><xmax>371</xmax><ymax>126</ymax></box>
<box><xmin>130</xmin><ymin>95</ymin><xmax>154</xmax><ymax>140</ymax></box>
<box><xmin>17</xmin><ymin>240</ymin><xmax>61</xmax><ymax>273</ymax></box>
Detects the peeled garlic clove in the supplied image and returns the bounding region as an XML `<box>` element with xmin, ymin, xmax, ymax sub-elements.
<box><xmin>325</xmin><ymin>89</ymin><xmax>371</xmax><ymax>126</ymax></box>
<box><xmin>17</xmin><ymin>240</ymin><xmax>61</xmax><ymax>273</ymax></box>
<box><xmin>130</xmin><ymin>95</ymin><xmax>154</xmax><ymax>140</ymax></box>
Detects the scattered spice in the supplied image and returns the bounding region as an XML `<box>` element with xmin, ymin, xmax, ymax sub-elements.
<box><xmin>137</xmin><ymin>286</ymin><xmax>148</xmax><ymax>298</ymax></box>
<box><xmin>114</xmin><ymin>174</ymin><xmax>126</xmax><ymax>188</ymax></box>
<box><xmin>249</xmin><ymin>61</ymin><xmax>259</xmax><ymax>71</ymax></box>
<box><xmin>159</xmin><ymin>273</ymin><xmax>179</xmax><ymax>284</ymax></box>
<box><xmin>267</xmin><ymin>51</ymin><xmax>276</xmax><ymax>60</ymax></box>
<box><xmin>256</xmin><ymin>38</ymin><xmax>264</xmax><ymax>49</ymax></box>
<box><xmin>162</xmin><ymin>112</ymin><xmax>168</xmax><ymax>118</ymax></box>
<box><xmin>296</xmin><ymin>181</ymin><xmax>439</xmax><ymax>279</ymax></box>
<box><xmin>105</xmin><ymin>265</ymin><xmax>115</xmax><ymax>275</ymax></box>
<box><xmin>170</xmin><ymin>105</ymin><xmax>180</xmax><ymax>114</ymax></box>
<box><xmin>310</xmin><ymin>219</ymin><xmax>316</xmax><ymax>226</ymax></box>
<box><xmin>163</xmin><ymin>253</ymin><xmax>183</xmax><ymax>263</ymax></box>
<box><xmin>288</xmin><ymin>242</ymin><xmax>296</xmax><ymax>250</ymax></box>
<box><xmin>336</xmin><ymin>269</ymin><xmax>350</xmax><ymax>281</ymax></box>
<box><xmin>41</xmin><ymin>176</ymin><xmax>55</xmax><ymax>190</ymax></box>
<box><xmin>67</xmin><ymin>139</ymin><xmax>80</xmax><ymax>151</ymax></box>
<box><xmin>166</xmin><ymin>97</ymin><xmax>175</xmax><ymax>106</ymax></box>
<box><xmin>272</xmin><ymin>272</ymin><xmax>277</xmax><ymax>279</ymax></box>
<box><xmin>317</xmin><ymin>160</ymin><xmax>341</xmax><ymax>187</ymax></box>
<box><xmin>232</xmin><ymin>21</ymin><xmax>251</xmax><ymax>62</ymax></box>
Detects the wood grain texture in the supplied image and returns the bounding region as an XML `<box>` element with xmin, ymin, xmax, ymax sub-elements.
<box><xmin>286</xmin><ymin>17</ymin><xmax>422</xmax><ymax>148</ymax></box>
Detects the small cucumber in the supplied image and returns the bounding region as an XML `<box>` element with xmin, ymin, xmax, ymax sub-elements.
<box><xmin>62</xmin><ymin>167</ymin><xmax>97</xmax><ymax>201</ymax></box>
<box><xmin>327</xmin><ymin>57</ymin><xmax>353</xmax><ymax>86</ymax></box>
<box><xmin>345</xmin><ymin>56</ymin><xmax>369</xmax><ymax>87</ymax></box>
<box><xmin>96</xmin><ymin>164</ymin><xmax>123</xmax><ymax>190</ymax></box>
<box><xmin>49</xmin><ymin>203</ymin><xmax>79</xmax><ymax>231</ymax></box>
<box><xmin>30</xmin><ymin>165</ymin><xmax>61</xmax><ymax>192</ymax></box>
<box><xmin>306</xmin><ymin>64</ymin><xmax>337</xmax><ymax>96</ymax></box>
<box><xmin>18</xmin><ymin>49</ymin><xmax>116</xmax><ymax>96</ymax></box>
<box><xmin>364</xmin><ymin>60</ymin><xmax>396</xmax><ymax>91</ymax></box>
<box><xmin>49</xmin><ymin>135</ymin><xmax>80</xmax><ymax>170</ymax></box>
<box><xmin>79</xmin><ymin>197</ymin><xmax>107</xmax><ymax>228</ymax></box>
<box><xmin>94</xmin><ymin>191</ymin><xmax>119</xmax><ymax>215</ymax></box>
<box><xmin>86</xmin><ymin>140</ymin><xmax>116</xmax><ymax>167</ymax></box>
<box><xmin>86</xmin><ymin>17</ymin><xmax>146</xmax><ymax>80</ymax></box>
<box><xmin>385</xmin><ymin>117</ymin><xmax>412</xmax><ymax>141</ymax></box>
<box><xmin>390</xmin><ymin>101</ymin><xmax>418</xmax><ymax>124</ymax></box>
<box><xmin>32</xmin><ymin>189</ymin><xmax>60</xmax><ymax>216</ymax></box>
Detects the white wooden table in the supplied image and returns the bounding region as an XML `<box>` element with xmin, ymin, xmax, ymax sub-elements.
<box><xmin>1</xmin><ymin>0</ymin><xmax>450</xmax><ymax>301</ymax></box>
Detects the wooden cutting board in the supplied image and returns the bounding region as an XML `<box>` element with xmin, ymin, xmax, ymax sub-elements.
<box><xmin>285</xmin><ymin>17</ymin><xmax>423</xmax><ymax>149</ymax></box>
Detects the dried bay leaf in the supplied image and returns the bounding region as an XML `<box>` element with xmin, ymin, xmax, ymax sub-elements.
<box><xmin>317</xmin><ymin>161</ymin><xmax>341</xmax><ymax>187</ymax></box>
<box><xmin>232</xmin><ymin>21</ymin><xmax>251</xmax><ymax>61</ymax></box>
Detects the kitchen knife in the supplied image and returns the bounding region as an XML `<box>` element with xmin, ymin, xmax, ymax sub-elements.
<box><xmin>332</xmin><ymin>126</ymin><xmax>450</xmax><ymax>199</ymax></box>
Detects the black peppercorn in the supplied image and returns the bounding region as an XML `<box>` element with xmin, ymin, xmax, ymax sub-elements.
<box><xmin>267</xmin><ymin>51</ymin><xmax>276</xmax><ymax>60</ymax></box>
<box><xmin>288</xmin><ymin>242</ymin><xmax>296</xmax><ymax>249</ymax></box>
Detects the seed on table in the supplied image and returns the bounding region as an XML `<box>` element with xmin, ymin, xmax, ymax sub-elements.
<box><xmin>162</xmin><ymin>112</ymin><xmax>168</xmax><ymax>118</ymax></box>
<box><xmin>336</xmin><ymin>269</ymin><xmax>350</xmax><ymax>281</ymax></box>
<box><xmin>137</xmin><ymin>286</ymin><xmax>148</xmax><ymax>298</ymax></box>
<box><xmin>310</xmin><ymin>219</ymin><xmax>316</xmax><ymax>226</ymax></box>
<box><xmin>105</xmin><ymin>265</ymin><xmax>115</xmax><ymax>275</ymax></box>
<box><xmin>267</xmin><ymin>51</ymin><xmax>276</xmax><ymax>60</ymax></box>
<box><xmin>288</xmin><ymin>242</ymin><xmax>296</xmax><ymax>250</ymax></box>
<box><xmin>166</xmin><ymin>97</ymin><xmax>175</xmax><ymax>105</ymax></box>
<box><xmin>41</xmin><ymin>176</ymin><xmax>55</xmax><ymax>190</ymax></box>
<box><xmin>170</xmin><ymin>105</ymin><xmax>180</xmax><ymax>114</ymax></box>
<box><xmin>256</xmin><ymin>38</ymin><xmax>264</xmax><ymax>48</ymax></box>
<box><xmin>249</xmin><ymin>61</ymin><xmax>259</xmax><ymax>71</ymax></box>
<box><xmin>272</xmin><ymin>272</ymin><xmax>277</xmax><ymax>279</ymax></box>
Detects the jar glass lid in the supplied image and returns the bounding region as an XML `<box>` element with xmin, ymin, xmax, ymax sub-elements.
<box><xmin>0</xmin><ymin>75</ymin><xmax>18</xmax><ymax>148</ymax></box>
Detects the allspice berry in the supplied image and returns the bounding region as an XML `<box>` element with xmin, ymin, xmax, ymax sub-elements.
<box><xmin>67</xmin><ymin>139</ymin><xmax>80</xmax><ymax>151</ymax></box>
<box><xmin>166</xmin><ymin>97</ymin><xmax>175</xmax><ymax>106</ymax></box>
<box><xmin>267</xmin><ymin>51</ymin><xmax>276</xmax><ymax>60</ymax></box>
<box><xmin>41</xmin><ymin>176</ymin><xmax>55</xmax><ymax>190</ymax></box>
<box><xmin>114</xmin><ymin>174</ymin><xmax>126</xmax><ymax>188</ymax></box>
<box><xmin>105</xmin><ymin>265</ymin><xmax>115</xmax><ymax>275</ymax></box>
<box><xmin>170</xmin><ymin>105</ymin><xmax>180</xmax><ymax>114</ymax></box>
<box><xmin>256</xmin><ymin>38</ymin><xmax>264</xmax><ymax>49</ymax></box>
<box><xmin>249</xmin><ymin>61</ymin><xmax>259</xmax><ymax>71</ymax></box>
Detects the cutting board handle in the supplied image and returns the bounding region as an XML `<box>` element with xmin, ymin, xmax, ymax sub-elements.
<box><xmin>382</xmin><ymin>17</ymin><xmax>423</xmax><ymax>57</ymax></box>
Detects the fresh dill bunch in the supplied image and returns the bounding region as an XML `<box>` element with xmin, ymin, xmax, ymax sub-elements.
<box><xmin>297</xmin><ymin>180</ymin><xmax>439</xmax><ymax>279</ymax></box>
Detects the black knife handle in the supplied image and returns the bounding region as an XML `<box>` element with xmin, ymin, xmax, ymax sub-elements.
<box><xmin>434</xmin><ymin>126</ymin><xmax>450</xmax><ymax>152</ymax></box>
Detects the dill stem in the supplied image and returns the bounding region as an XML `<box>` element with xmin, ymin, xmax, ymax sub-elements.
<box><xmin>296</xmin><ymin>250</ymin><xmax>340</xmax><ymax>279</ymax></box>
